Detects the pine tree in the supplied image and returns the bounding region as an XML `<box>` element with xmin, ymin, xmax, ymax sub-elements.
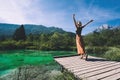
<box><xmin>13</xmin><ymin>25</ymin><xmax>26</xmax><ymax>41</ymax></box>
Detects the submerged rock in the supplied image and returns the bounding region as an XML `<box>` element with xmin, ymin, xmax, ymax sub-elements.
<box><xmin>0</xmin><ymin>65</ymin><xmax>62</xmax><ymax>80</ymax></box>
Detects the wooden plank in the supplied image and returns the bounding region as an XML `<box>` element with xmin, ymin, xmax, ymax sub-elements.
<box><xmin>76</xmin><ymin>63</ymin><xmax>120</xmax><ymax>77</ymax></box>
<box><xmin>101</xmin><ymin>72</ymin><xmax>120</xmax><ymax>80</ymax></box>
<box><xmin>54</xmin><ymin>55</ymin><xmax>120</xmax><ymax>80</ymax></box>
<box><xmin>56</xmin><ymin>58</ymin><xmax>115</xmax><ymax>73</ymax></box>
<box><xmin>55</xmin><ymin>56</ymin><xmax>107</xmax><ymax>68</ymax></box>
<box><xmin>72</xmin><ymin>62</ymin><xmax>117</xmax><ymax>73</ymax></box>
<box><xmin>87</xmin><ymin>68</ymin><xmax>120</xmax><ymax>80</ymax></box>
<box><xmin>69</xmin><ymin>61</ymin><xmax>115</xmax><ymax>70</ymax></box>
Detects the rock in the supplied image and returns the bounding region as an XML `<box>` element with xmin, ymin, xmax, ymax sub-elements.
<box><xmin>0</xmin><ymin>65</ymin><xmax>63</xmax><ymax>80</ymax></box>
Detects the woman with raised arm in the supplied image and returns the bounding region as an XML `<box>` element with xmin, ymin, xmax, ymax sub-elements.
<box><xmin>73</xmin><ymin>14</ymin><xmax>93</xmax><ymax>60</ymax></box>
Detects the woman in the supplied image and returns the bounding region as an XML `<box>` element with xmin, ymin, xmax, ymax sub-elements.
<box><xmin>73</xmin><ymin>14</ymin><xmax>93</xmax><ymax>60</ymax></box>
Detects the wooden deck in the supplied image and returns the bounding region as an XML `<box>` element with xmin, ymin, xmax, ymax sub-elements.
<box><xmin>54</xmin><ymin>55</ymin><xmax>120</xmax><ymax>80</ymax></box>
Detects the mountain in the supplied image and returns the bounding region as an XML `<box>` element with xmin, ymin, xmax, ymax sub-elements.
<box><xmin>0</xmin><ymin>23</ymin><xmax>19</xmax><ymax>37</ymax></box>
<box><xmin>24</xmin><ymin>24</ymin><xmax>65</xmax><ymax>35</ymax></box>
<box><xmin>0</xmin><ymin>23</ymin><xmax>66</xmax><ymax>37</ymax></box>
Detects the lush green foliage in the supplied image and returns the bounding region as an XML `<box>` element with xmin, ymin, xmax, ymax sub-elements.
<box><xmin>0</xmin><ymin>24</ymin><xmax>76</xmax><ymax>50</ymax></box>
<box><xmin>84</xmin><ymin>27</ymin><xmax>120</xmax><ymax>46</ymax></box>
<box><xmin>84</xmin><ymin>27</ymin><xmax>120</xmax><ymax>61</ymax></box>
<box><xmin>0</xmin><ymin>32</ymin><xmax>76</xmax><ymax>50</ymax></box>
<box><xmin>0</xmin><ymin>24</ymin><xmax>120</xmax><ymax>61</ymax></box>
<box><xmin>104</xmin><ymin>47</ymin><xmax>120</xmax><ymax>61</ymax></box>
<box><xmin>85</xmin><ymin>46</ymin><xmax>109</xmax><ymax>57</ymax></box>
<box><xmin>86</xmin><ymin>47</ymin><xmax>120</xmax><ymax>61</ymax></box>
<box><xmin>1</xmin><ymin>24</ymin><xmax>120</xmax><ymax>51</ymax></box>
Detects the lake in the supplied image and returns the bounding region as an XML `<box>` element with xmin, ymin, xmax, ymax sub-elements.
<box><xmin>0</xmin><ymin>50</ymin><xmax>76</xmax><ymax>76</ymax></box>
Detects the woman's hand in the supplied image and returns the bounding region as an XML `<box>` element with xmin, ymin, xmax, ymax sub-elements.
<box><xmin>90</xmin><ymin>20</ymin><xmax>94</xmax><ymax>22</ymax></box>
<box><xmin>73</xmin><ymin>14</ymin><xmax>75</xmax><ymax>17</ymax></box>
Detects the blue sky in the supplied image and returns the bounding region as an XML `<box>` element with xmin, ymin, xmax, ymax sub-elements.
<box><xmin>0</xmin><ymin>0</ymin><xmax>120</xmax><ymax>35</ymax></box>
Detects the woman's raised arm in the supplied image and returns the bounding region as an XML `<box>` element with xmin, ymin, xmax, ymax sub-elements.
<box><xmin>73</xmin><ymin>14</ymin><xmax>77</xmax><ymax>28</ymax></box>
<box><xmin>82</xmin><ymin>20</ymin><xmax>94</xmax><ymax>28</ymax></box>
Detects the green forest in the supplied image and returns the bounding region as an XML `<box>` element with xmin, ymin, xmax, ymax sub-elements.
<box><xmin>84</xmin><ymin>26</ymin><xmax>120</xmax><ymax>61</ymax></box>
<box><xmin>0</xmin><ymin>25</ymin><xmax>76</xmax><ymax>50</ymax></box>
<box><xmin>84</xmin><ymin>27</ymin><xmax>120</xmax><ymax>46</ymax></box>
<box><xmin>0</xmin><ymin>25</ymin><xmax>120</xmax><ymax>49</ymax></box>
<box><xmin>0</xmin><ymin>25</ymin><xmax>120</xmax><ymax>61</ymax></box>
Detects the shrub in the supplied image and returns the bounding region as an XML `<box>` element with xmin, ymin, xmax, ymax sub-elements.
<box><xmin>0</xmin><ymin>40</ymin><xmax>16</xmax><ymax>50</ymax></box>
<box><xmin>104</xmin><ymin>47</ymin><xmax>120</xmax><ymax>61</ymax></box>
<box><xmin>85</xmin><ymin>46</ymin><xmax>109</xmax><ymax>56</ymax></box>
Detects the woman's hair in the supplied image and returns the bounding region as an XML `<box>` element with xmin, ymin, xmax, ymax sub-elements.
<box><xmin>77</xmin><ymin>21</ymin><xmax>82</xmax><ymax>26</ymax></box>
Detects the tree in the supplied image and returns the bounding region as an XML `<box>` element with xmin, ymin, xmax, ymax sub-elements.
<box><xmin>13</xmin><ymin>25</ymin><xmax>26</xmax><ymax>41</ymax></box>
<box><xmin>27</xmin><ymin>33</ymin><xmax>34</xmax><ymax>41</ymax></box>
<box><xmin>0</xmin><ymin>35</ymin><xmax>6</xmax><ymax>41</ymax></box>
<box><xmin>84</xmin><ymin>26</ymin><xmax>120</xmax><ymax>46</ymax></box>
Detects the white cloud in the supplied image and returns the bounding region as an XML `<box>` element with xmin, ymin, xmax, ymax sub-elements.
<box><xmin>0</xmin><ymin>0</ymin><xmax>69</xmax><ymax>32</ymax></box>
<box><xmin>0</xmin><ymin>0</ymin><xmax>120</xmax><ymax>34</ymax></box>
<box><xmin>0</xmin><ymin>0</ymin><xmax>35</xmax><ymax>24</ymax></box>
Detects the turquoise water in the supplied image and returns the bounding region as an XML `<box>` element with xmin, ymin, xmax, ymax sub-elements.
<box><xmin>0</xmin><ymin>50</ymin><xmax>76</xmax><ymax>76</ymax></box>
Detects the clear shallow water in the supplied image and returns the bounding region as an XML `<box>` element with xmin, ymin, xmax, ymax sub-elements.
<box><xmin>0</xmin><ymin>50</ymin><xmax>76</xmax><ymax>76</ymax></box>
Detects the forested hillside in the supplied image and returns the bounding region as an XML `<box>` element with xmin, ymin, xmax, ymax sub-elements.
<box><xmin>0</xmin><ymin>24</ymin><xmax>76</xmax><ymax>50</ymax></box>
<box><xmin>0</xmin><ymin>23</ymin><xmax>120</xmax><ymax>52</ymax></box>
<box><xmin>0</xmin><ymin>23</ymin><xmax>65</xmax><ymax>38</ymax></box>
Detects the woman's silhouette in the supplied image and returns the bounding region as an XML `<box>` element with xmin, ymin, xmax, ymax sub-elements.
<box><xmin>73</xmin><ymin>14</ymin><xmax>93</xmax><ymax>60</ymax></box>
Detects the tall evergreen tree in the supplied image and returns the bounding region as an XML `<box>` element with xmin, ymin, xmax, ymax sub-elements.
<box><xmin>13</xmin><ymin>25</ymin><xmax>26</xmax><ymax>41</ymax></box>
